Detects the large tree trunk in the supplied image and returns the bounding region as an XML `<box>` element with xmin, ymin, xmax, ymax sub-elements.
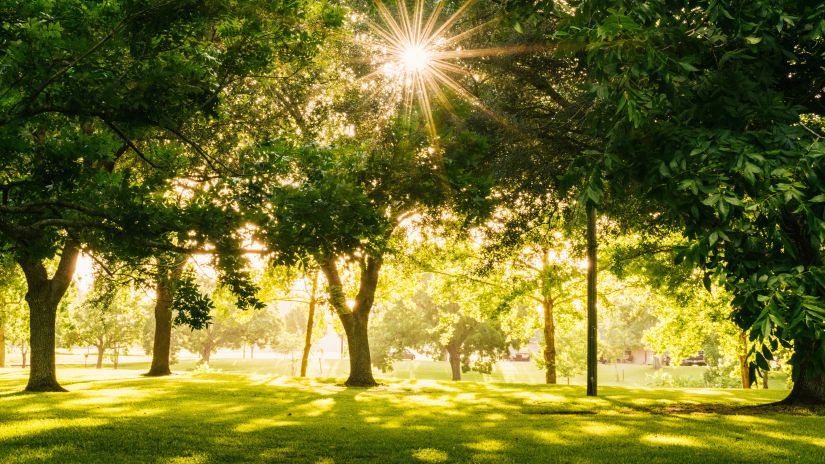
<box><xmin>95</xmin><ymin>344</ymin><xmax>104</xmax><ymax>369</ymax></box>
<box><xmin>26</xmin><ymin>295</ymin><xmax>61</xmax><ymax>389</ymax></box>
<box><xmin>146</xmin><ymin>262</ymin><xmax>184</xmax><ymax>377</ymax></box>
<box><xmin>342</xmin><ymin>310</ymin><xmax>375</xmax><ymax>386</ymax></box>
<box><xmin>300</xmin><ymin>270</ymin><xmax>319</xmax><ymax>377</ymax></box>
<box><xmin>447</xmin><ymin>345</ymin><xmax>462</xmax><ymax>381</ymax></box>
<box><xmin>321</xmin><ymin>257</ymin><xmax>380</xmax><ymax>387</ymax></box>
<box><xmin>542</xmin><ymin>298</ymin><xmax>557</xmax><ymax>384</ymax></box>
<box><xmin>201</xmin><ymin>341</ymin><xmax>212</xmax><ymax>364</ymax></box>
<box><xmin>782</xmin><ymin>338</ymin><xmax>825</xmax><ymax>404</ymax></box>
<box><xmin>200</xmin><ymin>328</ymin><xmax>214</xmax><ymax>364</ymax></box>
<box><xmin>784</xmin><ymin>370</ymin><xmax>825</xmax><ymax>405</ymax></box>
<box><xmin>18</xmin><ymin>242</ymin><xmax>79</xmax><ymax>392</ymax></box>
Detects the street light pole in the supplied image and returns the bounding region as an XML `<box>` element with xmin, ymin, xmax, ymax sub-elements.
<box><xmin>586</xmin><ymin>202</ymin><xmax>598</xmax><ymax>397</ymax></box>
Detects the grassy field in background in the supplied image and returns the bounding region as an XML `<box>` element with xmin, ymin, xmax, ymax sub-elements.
<box><xmin>102</xmin><ymin>357</ymin><xmax>785</xmax><ymax>389</ymax></box>
<box><xmin>0</xmin><ymin>368</ymin><xmax>820</xmax><ymax>463</ymax></box>
<box><xmin>10</xmin><ymin>349</ymin><xmax>786</xmax><ymax>389</ymax></box>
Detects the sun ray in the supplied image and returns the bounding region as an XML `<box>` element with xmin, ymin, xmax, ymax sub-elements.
<box><xmin>413</xmin><ymin>0</ymin><xmax>425</xmax><ymax>44</ymax></box>
<box><xmin>426</xmin><ymin>0</ymin><xmax>477</xmax><ymax>47</ymax></box>
<box><xmin>442</xmin><ymin>18</ymin><xmax>499</xmax><ymax>46</ymax></box>
<box><xmin>420</xmin><ymin>1</ymin><xmax>444</xmax><ymax>45</ymax></box>
<box><xmin>364</xmin><ymin>0</ymin><xmax>540</xmax><ymax>139</ymax></box>
<box><xmin>433</xmin><ymin>44</ymin><xmax>545</xmax><ymax>60</ymax></box>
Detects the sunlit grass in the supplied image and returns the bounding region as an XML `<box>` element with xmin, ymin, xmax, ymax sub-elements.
<box><xmin>103</xmin><ymin>357</ymin><xmax>788</xmax><ymax>389</ymax></box>
<box><xmin>0</xmin><ymin>368</ymin><xmax>821</xmax><ymax>463</ymax></box>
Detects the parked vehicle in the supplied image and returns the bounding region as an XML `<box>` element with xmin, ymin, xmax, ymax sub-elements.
<box><xmin>398</xmin><ymin>349</ymin><xmax>415</xmax><ymax>360</ymax></box>
<box><xmin>509</xmin><ymin>351</ymin><xmax>531</xmax><ymax>362</ymax></box>
<box><xmin>679</xmin><ymin>351</ymin><xmax>707</xmax><ymax>366</ymax></box>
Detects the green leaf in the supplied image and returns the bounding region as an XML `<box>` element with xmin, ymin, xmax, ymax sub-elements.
<box><xmin>744</xmin><ymin>36</ymin><xmax>762</xmax><ymax>44</ymax></box>
<box><xmin>678</xmin><ymin>61</ymin><xmax>699</xmax><ymax>72</ymax></box>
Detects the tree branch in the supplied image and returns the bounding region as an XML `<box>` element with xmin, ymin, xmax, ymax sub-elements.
<box><xmin>104</xmin><ymin>121</ymin><xmax>159</xmax><ymax>169</ymax></box>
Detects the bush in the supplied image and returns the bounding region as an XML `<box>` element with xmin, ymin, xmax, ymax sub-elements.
<box><xmin>646</xmin><ymin>370</ymin><xmax>674</xmax><ymax>387</ymax></box>
<box><xmin>702</xmin><ymin>362</ymin><xmax>741</xmax><ymax>388</ymax></box>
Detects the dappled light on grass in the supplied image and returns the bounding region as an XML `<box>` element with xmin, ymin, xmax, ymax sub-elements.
<box><xmin>580</xmin><ymin>422</ymin><xmax>630</xmax><ymax>437</ymax></box>
<box><xmin>235</xmin><ymin>418</ymin><xmax>301</xmax><ymax>433</ymax></box>
<box><xmin>530</xmin><ymin>430</ymin><xmax>570</xmax><ymax>445</ymax></box>
<box><xmin>0</xmin><ymin>418</ymin><xmax>109</xmax><ymax>441</ymax></box>
<box><xmin>641</xmin><ymin>434</ymin><xmax>706</xmax><ymax>448</ymax></box>
<box><xmin>165</xmin><ymin>453</ymin><xmax>209</xmax><ymax>464</ymax></box>
<box><xmin>466</xmin><ymin>439</ymin><xmax>507</xmax><ymax>452</ymax></box>
<box><xmin>1</xmin><ymin>369</ymin><xmax>823</xmax><ymax>463</ymax></box>
<box><xmin>412</xmin><ymin>448</ymin><xmax>448</xmax><ymax>463</ymax></box>
<box><xmin>756</xmin><ymin>430</ymin><xmax>825</xmax><ymax>448</ymax></box>
<box><xmin>300</xmin><ymin>398</ymin><xmax>336</xmax><ymax>417</ymax></box>
<box><xmin>727</xmin><ymin>415</ymin><xmax>779</xmax><ymax>425</ymax></box>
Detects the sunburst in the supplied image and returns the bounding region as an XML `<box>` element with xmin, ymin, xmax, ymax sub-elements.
<box><xmin>363</xmin><ymin>0</ymin><xmax>537</xmax><ymax>138</ymax></box>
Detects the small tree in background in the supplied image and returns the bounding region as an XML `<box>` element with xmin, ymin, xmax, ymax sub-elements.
<box><xmin>62</xmin><ymin>273</ymin><xmax>145</xmax><ymax>369</ymax></box>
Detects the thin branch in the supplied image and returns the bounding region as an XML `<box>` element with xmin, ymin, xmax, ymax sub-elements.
<box><xmin>420</xmin><ymin>265</ymin><xmax>544</xmax><ymax>305</ymax></box>
<box><xmin>163</xmin><ymin>126</ymin><xmax>227</xmax><ymax>174</ymax></box>
<box><xmin>104</xmin><ymin>121</ymin><xmax>159</xmax><ymax>169</ymax></box>
<box><xmin>16</xmin><ymin>2</ymin><xmax>172</xmax><ymax>110</ymax></box>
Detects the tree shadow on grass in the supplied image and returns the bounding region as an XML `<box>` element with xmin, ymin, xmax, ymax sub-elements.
<box><xmin>2</xmin><ymin>374</ymin><xmax>824</xmax><ymax>463</ymax></box>
<box><xmin>648</xmin><ymin>403</ymin><xmax>825</xmax><ymax>416</ymax></box>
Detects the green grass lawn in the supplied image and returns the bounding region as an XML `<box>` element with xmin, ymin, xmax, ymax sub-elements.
<box><xmin>1</xmin><ymin>368</ymin><xmax>821</xmax><ymax>463</ymax></box>
<box><xmin>113</xmin><ymin>358</ymin><xmax>787</xmax><ymax>389</ymax></box>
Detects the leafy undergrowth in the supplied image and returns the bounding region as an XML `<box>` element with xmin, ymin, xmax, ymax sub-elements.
<box><xmin>0</xmin><ymin>369</ymin><xmax>822</xmax><ymax>463</ymax></box>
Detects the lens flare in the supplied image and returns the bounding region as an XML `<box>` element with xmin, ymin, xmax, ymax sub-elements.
<box><xmin>362</xmin><ymin>0</ymin><xmax>540</xmax><ymax>138</ymax></box>
<box><xmin>401</xmin><ymin>45</ymin><xmax>431</xmax><ymax>73</ymax></box>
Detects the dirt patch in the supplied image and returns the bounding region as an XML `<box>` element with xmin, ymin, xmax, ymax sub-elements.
<box><xmin>522</xmin><ymin>409</ymin><xmax>598</xmax><ymax>415</ymax></box>
<box><xmin>648</xmin><ymin>403</ymin><xmax>825</xmax><ymax>416</ymax></box>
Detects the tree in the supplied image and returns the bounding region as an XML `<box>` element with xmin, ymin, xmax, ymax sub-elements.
<box><xmin>145</xmin><ymin>257</ymin><xmax>185</xmax><ymax>376</ymax></box>
<box><xmin>178</xmin><ymin>287</ymin><xmax>282</xmax><ymax>364</ymax></box>
<box><xmin>372</xmin><ymin>239</ymin><xmax>535</xmax><ymax>381</ymax></box>
<box><xmin>554</xmin><ymin>1</ymin><xmax>825</xmax><ymax>403</ymax></box>
<box><xmin>257</xmin><ymin>263</ymin><xmax>327</xmax><ymax>377</ymax></box>
<box><xmin>372</xmin><ymin>290</ymin><xmax>517</xmax><ymax>381</ymax></box>
<box><xmin>479</xmin><ymin>208</ymin><xmax>586</xmax><ymax>384</ymax></box>
<box><xmin>0</xmin><ymin>0</ymin><xmax>315</xmax><ymax>391</ymax></box>
<box><xmin>62</xmin><ymin>274</ymin><xmax>145</xmax><ymax>369</ymax></box>
<box><xmin>245</xmin><ymin>116</ymin><xmax>492</xmax><ymax>387</ymax></box>
<box><xmin>299</xmin><ymin>270</ymin><xmax>321</xmax><ymax>376</ymax></box>
<box><xmin>0</xmin><ymin>258</ymin><xmax>27</xmax><ymax>368</ymax></box>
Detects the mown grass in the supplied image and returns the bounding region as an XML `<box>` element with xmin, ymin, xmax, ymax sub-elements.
<box><xmin>104</xmin><ymin>357</ymin><xmax>788</xmax><ymax>389</ymax></box>
<box><xmin>0</xmin><ymin>368</ymin><xmax>821</xmax><ymax>464</ymax></box>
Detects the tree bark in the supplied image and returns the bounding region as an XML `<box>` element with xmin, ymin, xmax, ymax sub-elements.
<box><xmin>542</xmin><ymin>298</ymin><xmax>557</xmax><ymax>384</ymax></box>
<box><xmin>739</xmin><ymin>331</ymin><xmax>750</xmax><ymax>389</ymax></box>
<box><xmin>0</xmin><ymin>324</ymin><xmax>5</xmax><ymax>368</ymax></box>
<box><xmin>146</xmin><ymin>261</ymin><xmax>184</xmax><ymax>377</ymax></box>
<box><xmin>320</xmin><ymin>257</ymin><xmax>380</xmax><ymax>387</ymax></box>
<box><xmin>95</xmin><ymin>344</ymin><xmax>104</xmax><ymax>369</ymax></box>
<box><xmin>18</xmin><ymin>241</ymin><xmax>79</xmax><ymax>392</ymax></box>
<box><xmin>586</xmin><ymin>203</ymin><xmax>598</xmax><ymax>397</ymax></box>
<box><xmin>300</xmin><ymin>270</ymin><xmax>319</xmax><ymax>378</ymax></box>
<box><xmin>782</xmin><ymin>338</ymin><xmax>825</xmax><ymax>404</ymax></box>
<box><xmin>784</xmin><ymin>370</ymin><xmax>825</xmax><ymax>404</ymax></box>
<box><xmin>342</xmin><ymin>310</ymin><xmax>376</xmax><ymax>386</ymax></box>
<box><xmin>447</xmin><ymin>345</ymin><xmax>462</xmax><ymax>381</ymax></box>
<box><xmin>201</xmin><ymin>338</ymin><xmax>213</xmax><ymax>363</ymax></box>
